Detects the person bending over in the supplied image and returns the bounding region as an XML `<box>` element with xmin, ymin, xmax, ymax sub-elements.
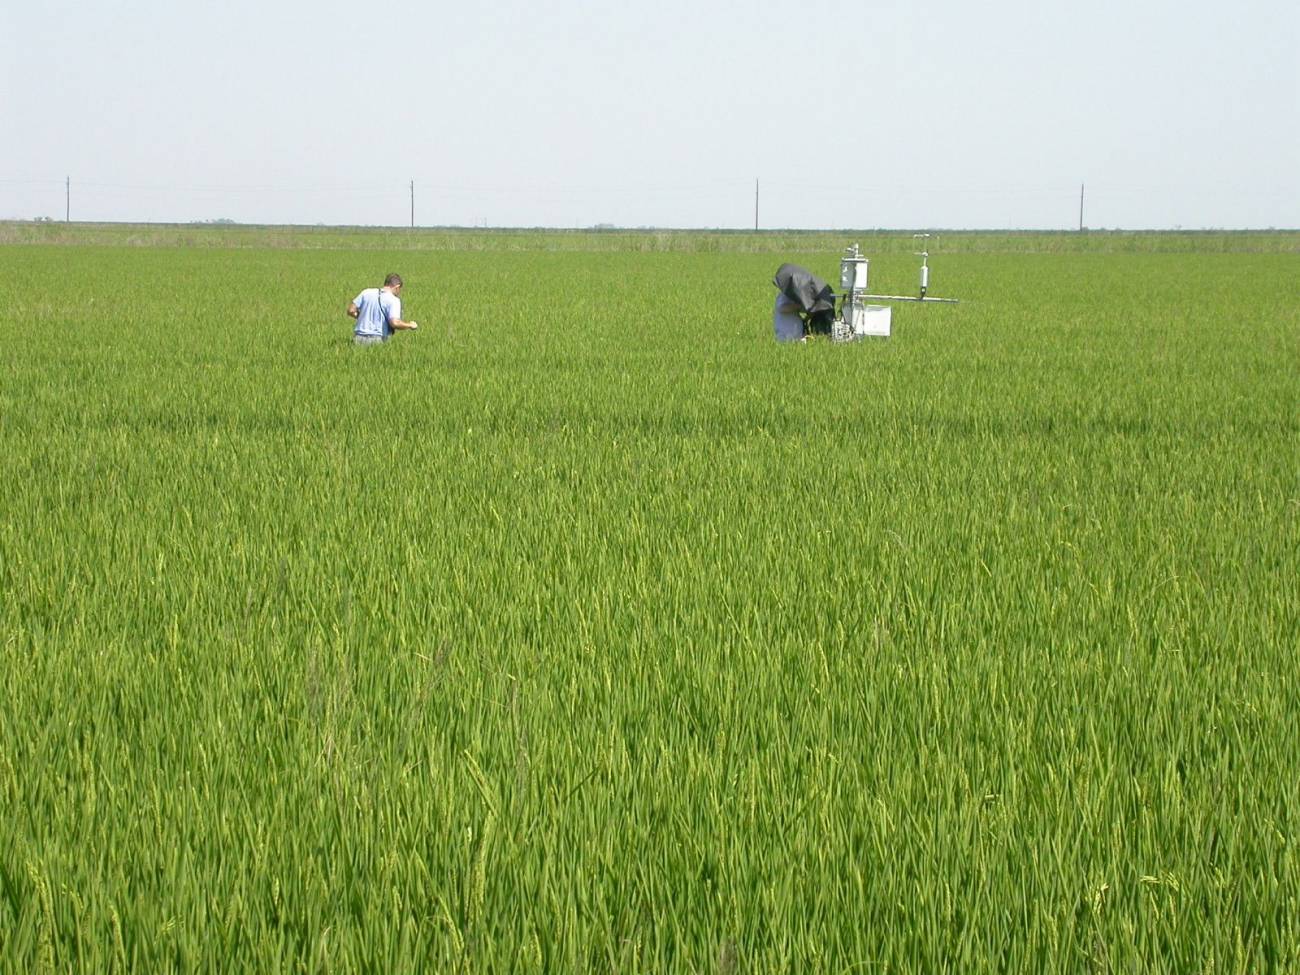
<box><xmin>772</xmin><ymin>263</ymin><xmax>835</xmax><ymax>342</ymax></box>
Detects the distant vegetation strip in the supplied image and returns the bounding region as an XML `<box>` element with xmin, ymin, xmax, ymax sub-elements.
<box><xmin>2</xmin><ymin>221</ymin><xmax>1297</xmax><ymax>253</ymax></box>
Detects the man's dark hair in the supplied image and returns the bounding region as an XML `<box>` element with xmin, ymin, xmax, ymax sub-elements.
<box><xmin>384</xmin><ymin>273</ymin><xmax>403</xmax><ymax>288</ymax></box>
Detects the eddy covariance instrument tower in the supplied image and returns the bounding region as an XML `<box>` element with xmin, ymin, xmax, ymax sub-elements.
<box><xmin>833</xmin><ymin>234</ymin><xmax>958</xmax><ymax>341</ymax></box>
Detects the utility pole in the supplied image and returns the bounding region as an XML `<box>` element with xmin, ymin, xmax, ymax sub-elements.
<box><xmin>410</xmin><ymin>180</ymin><xmax>415</xmax><ymax>228</ymax></box>
<box><xmin>66</xmin><ymin>176</ymin><xmax>70</xmax><ymax>222</ymax></box>
<box><xmin>1078</xmin><ymin>183</ymin><xmax>1085</xmax><ymax>232</ymax></box>
<box><xmin>754</xmin><ymin>178</ymin><xmax>759</xmax><ymax>231</ymax></box>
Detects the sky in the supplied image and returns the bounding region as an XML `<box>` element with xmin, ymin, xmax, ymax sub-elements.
<box><xmin>3</xmin><ymin>0</ymin><xmax>1297</xmax><ymax>229</ymax></box>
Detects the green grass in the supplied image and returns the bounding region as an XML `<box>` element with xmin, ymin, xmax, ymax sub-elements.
<box><xmin>1</xmin><ymin>233</ymin><xmax>1297</xmax><ymax>971</ymax></box>
<box><xmin>4</xmin><ymin>220</ymin><xmax>1298</xmax><ymax>253</ymax></box>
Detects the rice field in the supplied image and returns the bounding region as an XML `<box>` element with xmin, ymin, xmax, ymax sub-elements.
<box><xmin>1</xmin><ymin>228</ymin><xmax>1297</xmax><ymax>972</ymax></box>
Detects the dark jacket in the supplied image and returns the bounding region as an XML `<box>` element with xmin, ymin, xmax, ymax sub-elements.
<box><xmin>773</xmin><ymin>264</ymin><xmax>836</xmax><ymax>315</ymax></box>
<box><xmin>773</xmin><ymin>264</ymin><xmax>836</xmax><ymax>334</ymax></box>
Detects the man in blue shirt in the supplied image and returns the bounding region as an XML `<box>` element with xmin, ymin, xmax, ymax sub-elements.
<box><xmin>347</xmin><ymin>273</ymin><xmax>419</xmax><ymax>344</ymax></box>
<box><xmin>772</xmin><ymin>263</ymin><xmax>835</xmax><ymax>340</ymax></box>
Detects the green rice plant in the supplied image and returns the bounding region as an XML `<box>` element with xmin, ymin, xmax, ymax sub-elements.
<box><xmin>0</xmin><ymin>232</ymin><xmax>1296</xmax><ymax>972</ymax></box>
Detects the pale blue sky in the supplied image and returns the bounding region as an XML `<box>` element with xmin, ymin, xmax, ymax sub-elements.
<box><xmin>3</xmin><ymin>0</ymin><xmax>1296</xmax><ymax>228</ymax></box>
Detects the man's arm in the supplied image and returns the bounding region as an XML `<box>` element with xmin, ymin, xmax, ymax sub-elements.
<box><xmin>386</xmin><ymin>297</ymin><xmax>417</xmax><ymax>330</ymax></box>
<box><xmin>347</xmin><ymin>301</ymin><xmax>360</xmax><ymax>320</ymax></box>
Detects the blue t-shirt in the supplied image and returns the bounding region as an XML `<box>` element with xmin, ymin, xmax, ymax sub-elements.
<box><xmin>353</xmin><ymin>287</ymin><xmax>402</xmax><ymax>338</ymax></box>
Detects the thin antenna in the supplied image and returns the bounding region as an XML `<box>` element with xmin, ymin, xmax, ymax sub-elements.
<box><xmin>1079</xmin><ymin>183</ymin><xmax>1084</xmax><ymax>232</ymax></box>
